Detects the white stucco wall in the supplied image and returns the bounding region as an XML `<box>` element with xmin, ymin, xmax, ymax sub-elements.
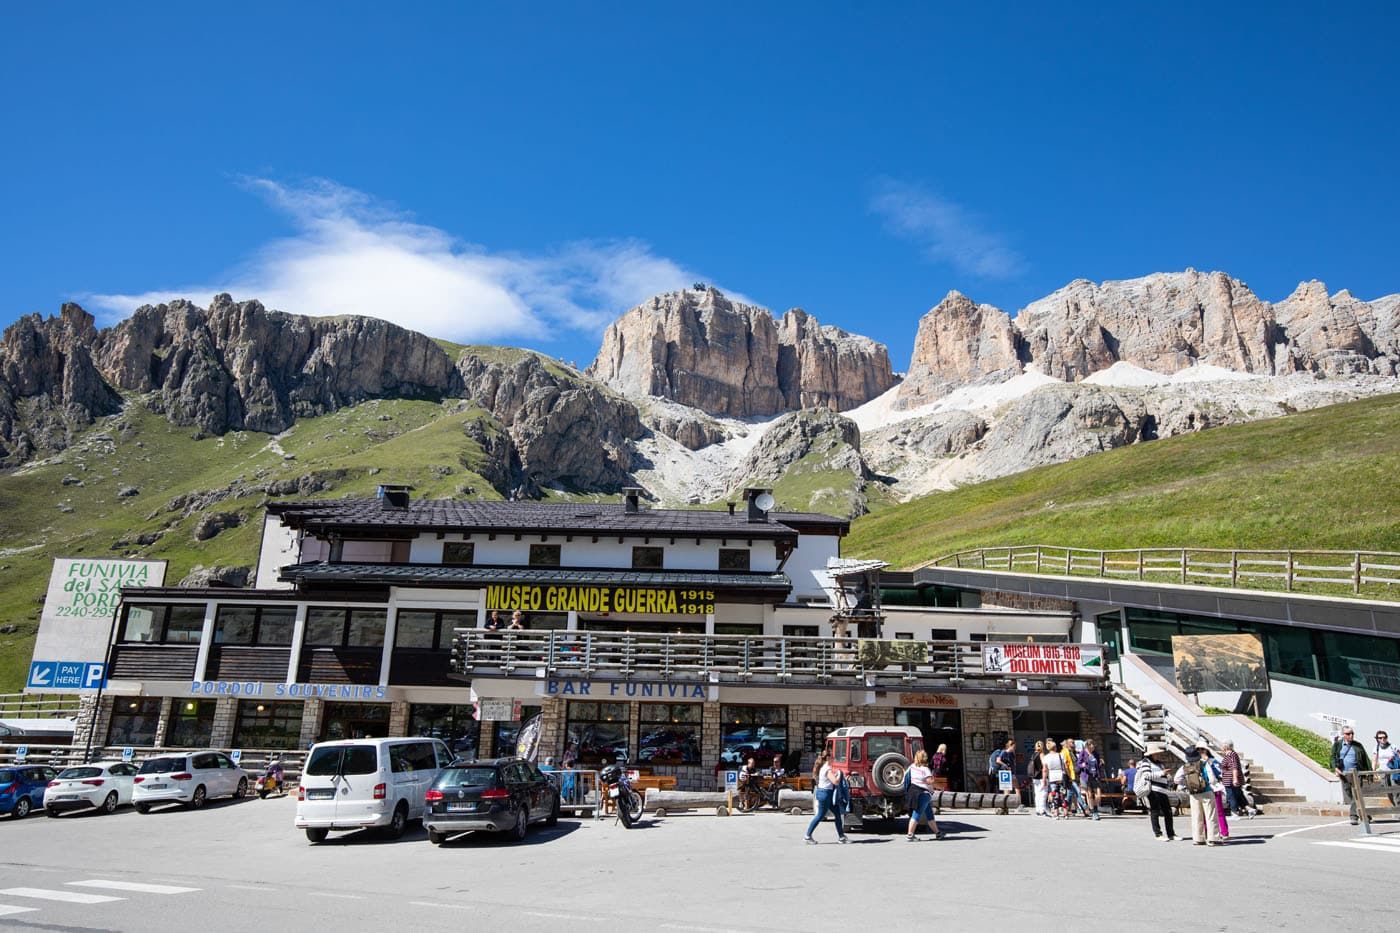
<box><xmin>253</xmin><ymin>516</ymin><xmax>300</xmax><ymax>589</ymax></box>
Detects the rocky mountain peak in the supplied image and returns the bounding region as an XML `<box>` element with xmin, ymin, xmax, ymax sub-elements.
<box><xmin>588</xmin><ymin>290</ymin><xmax>896</xmax><ymax>417</ymax></box>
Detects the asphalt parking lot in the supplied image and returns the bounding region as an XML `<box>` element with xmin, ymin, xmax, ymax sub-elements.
<box><xmin>2</xmin><ymin>795</ymin><xmax>1398</xmax><ymax>931</ymax></box>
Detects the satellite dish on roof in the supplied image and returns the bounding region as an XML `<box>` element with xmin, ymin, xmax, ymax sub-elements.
<box><xmin>754</xmin><ymin>492</ymin><xmax>776</xmax><ymax>512</ymax></box>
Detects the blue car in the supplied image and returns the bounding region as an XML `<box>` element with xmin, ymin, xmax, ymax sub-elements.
<box><xmin>1</xmin><ymin>765</ymin><xmax>58</xmax><ymax>819</ymax></box>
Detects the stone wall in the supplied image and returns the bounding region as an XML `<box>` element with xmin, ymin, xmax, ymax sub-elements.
<box><xmin>979</xmin><ymin>590</ymin><xmax>1077</xmax><ymax>613</ymax></box>
<box><xmin>959</xmin><ymin>706</ymin><xmax>1014</xmax><ymax>791</ymax></box>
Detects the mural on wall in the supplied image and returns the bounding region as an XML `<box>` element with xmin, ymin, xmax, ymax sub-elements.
<box><xmin>1171</xmin><ymin>634</ymin><xmax>1269</xmax><ymax>693</ymax></box>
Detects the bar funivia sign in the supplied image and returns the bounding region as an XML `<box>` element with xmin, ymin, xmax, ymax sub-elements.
<box><xmin>29</xmin><ymin>558</ymin><xmax>167</xmax><ymax>693</ymax></box>
<box><xmin>982</xmin><ymin>643</ymin><xmax>1104</xmax><ymax>677</ymax></box>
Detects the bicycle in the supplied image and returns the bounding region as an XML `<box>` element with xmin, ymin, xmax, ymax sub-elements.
<box><xmin>735</xmin><ymin>771</ymin><xmax>783</xmax><ymax>812</ymax></box>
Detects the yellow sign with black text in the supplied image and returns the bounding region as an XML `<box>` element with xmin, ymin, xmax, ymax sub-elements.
<box><xmin>485</xmin><ymin>584</ymin><xmax>716</xmax><ymax>615</ymax></box>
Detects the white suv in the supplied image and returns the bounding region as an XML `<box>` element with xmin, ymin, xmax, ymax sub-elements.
<box><xmin>133</xmin><ymin>750</ymin><xmax>248</xmax><ymax>812</ymax></box>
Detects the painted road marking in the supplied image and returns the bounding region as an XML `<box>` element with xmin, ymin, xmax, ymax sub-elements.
<box><xmin>0</xmin><ymin>887</ymin><xmax>124</xmax><ymax>904</ymax></box>
<box><xmin>1275</xmin><ymin>820</ymin><xmax>1349</xmax><ymax>837</ymax></box>
<box><xmin>0</xmin><ymin>906</ymin><xmax>39</xmax><ymax>917</ymax></box>
<box><xmin>69</xmin><ymin>880</ymin><xmax>201</xmax><ymax>895</ymax></box>
<box><xmin>1315</xmin><ymin>840</ymin><xmax>1400</xmax><ymax>854</ymax></box>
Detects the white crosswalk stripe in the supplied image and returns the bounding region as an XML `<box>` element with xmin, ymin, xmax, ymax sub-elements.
<box><xmin>0</xmin><ymin>887</ymin><xmax>125</xmax><ymax>904</ymax></box>
<box><xmin>68</xmin><ymin>879</ymin><xmax>201</xmax><ymax>895</ymax></box>
<box><xmin>0</xmin><ymin>906</ymin><xmax>40</xmax><ymax>917</ymax></box>
<box><xmin>1315</xmin><ymin>839</ymin><xmax>1400</xmax><ymax>854</ymax></box>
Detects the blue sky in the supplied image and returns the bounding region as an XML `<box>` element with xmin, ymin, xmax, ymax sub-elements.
<box><xmin>3</xmin><ymin>3</ymin><xmax>1397</xmax><ymax>372</ymax></box>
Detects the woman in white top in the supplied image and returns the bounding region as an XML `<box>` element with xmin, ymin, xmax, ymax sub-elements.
<box><xmin>1042</xmin><ymin>739</ymin><xmax>1067</xmax><ymax>817</ymax></box>
<box><xmin>904</xmin><ymin>749</ymin><xmax>947</xmax><ymax>840</ymax></box>
<box><xmin>804</xmin><ymin>752</ymin><xmax>849</xmax><ymax>844</ymax></box>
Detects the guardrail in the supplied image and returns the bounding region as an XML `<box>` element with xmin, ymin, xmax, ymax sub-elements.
<box><xmin>930</xmin><ymin>546</ymin><xmax>1400</xmax><ymax>598</ymax></box>
<box><xmin>0</xmin><ymin>693</ymin><xmax>82</xmax><ymax>719</ymax></box>
<box><xmin>452</xmin><ymin>629</ymin><xmax>1110</xmax><ymax>689</ymax></box>
<box><xmin>1349</xmin><ymin>769</ymin><xmax>1400</xmax><ymax>834</ymax></box>
<box><xmin>1</xmin><ymin>743</ymin><xmax>308</xmax><ymax>775</ymax></box>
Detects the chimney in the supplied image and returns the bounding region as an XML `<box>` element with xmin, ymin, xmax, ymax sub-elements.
<box><xmin>377</xmin><ymin>484</ymin><xmax>413</xmax><ymax>509</ymax></box>
<box><xmin>744</xmin><ymin>487</ymin><xmax>772</xmax><ymax>523</ymax></box>
<box><xmin>622</xmin><ymin>486</ymin><xmax>643</xmax><ymax>514</ymax></box>
<box><xmin>726</xmin><ymin>501</ymin><xmax>736</xmax><ymax>516</ymax></box>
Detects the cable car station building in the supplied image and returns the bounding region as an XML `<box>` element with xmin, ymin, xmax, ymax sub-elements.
<box><xmin>84</xmin><ymin>486</ymin><xmax>1112</xmax><ymax>791</ymax></box>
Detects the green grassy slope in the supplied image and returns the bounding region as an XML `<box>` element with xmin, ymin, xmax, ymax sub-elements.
<box><xmin>0</xmin><ymin>397</ymin><xmax>503</xmax><ymax>692</ymax></box>
<box><xmin>845</xmin><ymin>392</ymin><xmax>1400</xmax><ymax>569</ymax></box>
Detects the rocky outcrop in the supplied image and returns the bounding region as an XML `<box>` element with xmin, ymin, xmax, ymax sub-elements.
<box><xmin>899</xmin><ymin>271</ymin><xmax>1400</xmax><ymax>406</ymax></box>
<box><xmin>869</xmin><ymin>410</ymin><xmax>988</xmax><ymax>459</ymax></box>
<box><xmin>588</xmin><ymin>288</ymin><xmax>896</xmax><ymax>417</ymax></box>
<box><xmin>730</xmin><ymin>410</ymin><xmax>871</xmax><ymax>515</ymax></box>
<box><xmin>897</xmin><ymin>292</ymin><xmax>1023</xmax><ymax>409</ymax></box>
<box><xmin>456</xmin><ymin>352</ymin><xmax>644</xmax><ymax>495</ymax></box>
<box><xmin>0</xmin><ymin>304</ymin><xmax>123</xmax><ymax>465</ymax></box>
<box><xmin>94</xmin><ymin>294</ymin><xmax>462</xmax><ymax>435</ymax></box>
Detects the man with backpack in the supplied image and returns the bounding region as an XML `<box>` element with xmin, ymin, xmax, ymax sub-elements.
<box><xmin>1375</xmin><ymin>730</ymin><xmax>1400</xmax><ymax>807</ymax></box>
<box><xmin>1177</xmin><ymin>742</ymin><xmax>1223</xmax><ymax>846</ymax></box>
<box><xmin>1133</xmin><ymin>744</ymin><xmax>1177</xmax><ymax>841</ymax></box>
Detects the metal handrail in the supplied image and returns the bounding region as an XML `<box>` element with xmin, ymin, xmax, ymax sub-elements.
<box><xmin>0</xmin><ymin>693</ymin><xmax>82</xmax><ymax>718</ymax></box>
<box><xmin>452</xmin><ymin>629</ymin><xmax>1110</xmax><ymax>689</ymax></box>
<box><xmin>1</xmin><ymin>742</ymin><xmax>309</xmax><ymax>771</ymax></box>
<box><xmin>928</xmin><ymin>545</ymin><xmax>1400</xmax><ymax>597</ymax></box>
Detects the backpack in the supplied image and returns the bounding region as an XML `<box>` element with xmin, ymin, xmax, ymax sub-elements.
<box><xmin>1183</xmin><ymin>757</ymin><xmax>1208</xmax><ymax>794</ymax></box>
<box><xmin>1132</xmin><ymin>764</ymin><xmax>1152</xmax><ymax>798</ymax></box>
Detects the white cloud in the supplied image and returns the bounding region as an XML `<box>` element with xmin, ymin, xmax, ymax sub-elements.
<box><xmin>870</xmin><ymin>178</ymin><xmax>1024</xmax><ymax>279</ymax></box>
<box><xmin>86</xmin><ymin>178</ymin><xmax>717</xmax><ymax>343</ymax></box>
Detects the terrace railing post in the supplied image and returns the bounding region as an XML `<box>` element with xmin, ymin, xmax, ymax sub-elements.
<box><xmin>1231</xmin><ymin>552</ymin><xmax>1238</xmax><ymax>588</ymax></box>
<box><xmin>1355</xmin><ymin>552</ymin><xmax>1363</xmax><ymax>594</ymax></box>
<box><xmin>1099</xmin><ymin>550</ymin><xmax>1106</xmax><ymax>577</ymax></box>
<box><xmin>1286</xmin><ymin>551</ymin><xmax>1294</xmax><ymax>592</ymax></box>
<box><xmin>1137</xmin><ymin>550</ymin><xmax>1144</xmax><ymax>580</ymax></box>
<box><xmin>1035</xmin><ymin>548</ymin><xmax>1042</xmax><ymax>575</ymax></box>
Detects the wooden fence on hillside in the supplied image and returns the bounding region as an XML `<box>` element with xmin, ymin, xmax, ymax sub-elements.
<box><xmin>928</xmin><ymin>546</ymin><xmax>1400</xmax><ymax>598</ymax></box>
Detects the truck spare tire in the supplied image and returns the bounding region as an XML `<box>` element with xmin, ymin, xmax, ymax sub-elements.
<box><xmin>871</xmin><ymin>752</ymin><xmax>910</xmax><ymax>796</ymax></box>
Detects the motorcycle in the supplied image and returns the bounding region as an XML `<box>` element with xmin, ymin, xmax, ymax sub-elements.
<box><xmin>256</xmin><ymin>765</ymin><xmax>286</xmax><ymax>799</ymax></box>
<box><xmin>598</xmin><ymin>764</ymin><xmax>643</xmax><ymax>827</ymax></box>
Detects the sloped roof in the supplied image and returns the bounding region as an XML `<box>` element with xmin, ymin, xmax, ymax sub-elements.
<box><xmin>277</xmin><ymin>561</ymin><xmax>792</xmax><ymax>593</ymax></box>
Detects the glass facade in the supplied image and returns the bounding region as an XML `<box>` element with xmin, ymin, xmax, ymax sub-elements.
<box><xmin>166</xmin><ymin>699</ymin><xmax>216</xmax><ymax>747</ymax></box>
<box><xmin>320</xmin><ymin>703</ymin><xmax>390</xmax><ymax>741</ymax></box>
<box><xmin>119</xmin><ymin>604</ymin><xmax>206</xmax><ymax>643</ymax></box>
<box><xmin>107</xmin><ymin>698</ymin><xmax>162</xmax><ymax>746</ymax></box>
<box><xmin>409</xmin><ymin>704</ymin><xmax>480</xmax><ymax>759</ymax></box>
<box><xmin>565</xmin><ymin>702</ymin><xmax>629</xmax><ymax>765</ymax></box>
<box><xmin>233</xmin><ymin>701</ymin><xmax>304</xmax><ymax>749</ymax></box>
<box><xmin>638</xmin><ymin>703</ymin><xmax>702</xmax><ymax>764</ymax></box>
<box><xmin>1125</xmin><ymin>607</ymin><xmax>1400</xmax><ymax>698</ymax></box>
<box><xmin>495</xmin><ymin>704</ymin><xmax>542</xmax><ymax>756</ymax></box>
<box><xmin>214</xmin><ymin>605</ymin><xmax>295</xmax><ymax>645</ymax></box>
<box><xmin>720</xmin><ymin>705</ymin><xmax>787</xmax><ymax>766</ymax></box>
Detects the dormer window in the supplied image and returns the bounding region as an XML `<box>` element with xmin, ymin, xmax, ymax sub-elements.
<box><xmin>529</xmin><ymin>544</ymin><xmax>561</xmax><ymax>567</ymax></box>
<box><xmin>719</xmin><ymin>548</ymin><xmax>750</xmax><ymax>572</ymax></box>
<box><xmin>443</xmin><ymin>542</ymin><xmax>475</xmax><ymax>566</ymax></box>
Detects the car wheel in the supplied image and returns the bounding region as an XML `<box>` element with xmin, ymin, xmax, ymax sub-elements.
<box><xmin>384</xmin><ymin>803</ymin><xmax>409</xmax><ymax>839</ymax></box>
<box><xmin>305</xmin><ymin>828</ymin><xmax>328</xmax><ymax>844</ymax></box>
<box><xmin>189</xmin><ymin>785</ymin><xmax>207</xmax><ymax>810</ymax></box>
<box><xmin>135</xmin><ymin>803</ymin><xmax>151</xmax><ymax>814</ymax></box>
<box><xmin>13</xmin><ymin>797</ymin><xmax>31</xmax><ymax>819</ymax></box>
<box><xmin>236</xmin><ymin>777</ymin><xmax>248</xmax><ymax>798</ymax></box>
<box><xmin>871</xmin><ymin>752</ymin><xmax>911</xmax><ymax>797</ymax></box>
<box><xmin>101</xmin><ymin>792</ymin><xmax>119</xmax><ymax>814</ymax></box>
<box><xmin>546</xmin><ymin>795</ymin><xmax>560</xmax><ymax>827</ymax></box>
<box><xmin>428</xmin><ymin>829</ymin><xmax>446</xmax><ymax>845</ymax></box>
<box><xmin>511</xmin><ymin>804</ymin><xmax>528</xmax><ymax>842</ymax></box>
<box><xmin>46</xmin><ymin>807</ymin><xmax>61</xmax><ymax>818</ymax></box>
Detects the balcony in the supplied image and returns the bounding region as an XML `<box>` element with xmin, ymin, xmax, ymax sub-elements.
<box><xmin>451</xmin><ymin>629</ymin><xmax>1110</xmax><ymax>692</ymax></box>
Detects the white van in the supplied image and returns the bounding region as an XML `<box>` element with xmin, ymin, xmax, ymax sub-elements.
<box><xmin>295</xmin><ymin>737</ymin><xmax>453</xmax><ymax>843</ymax></box>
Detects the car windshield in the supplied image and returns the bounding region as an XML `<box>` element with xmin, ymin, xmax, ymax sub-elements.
<box><xmin>305</xmin><ymin>745</ymin><xmax>378</xmax><ymax>776</ymax></box>
<box><xmin>866</xmin><ymin>736</ymin><xmax>906</xmax><ymax>758</ymax></box>
<box><xmin>437</xmin><ymin>767</ymin><xmax>498</xmax><ymax>787</ymax></box>
<box><xmin>139</xmin><ymin>757</ymin><xmax>187</xmax><ymax>774</ymax></box>
<box><xmin>0</xmin><ymin>769</ymin><xmax>15</xmax><ymax>783</ymax></box>
<box><xmin>58</xmin><ymin>767</ymin><xmax>103</xmax><ymax>779</ymax></box>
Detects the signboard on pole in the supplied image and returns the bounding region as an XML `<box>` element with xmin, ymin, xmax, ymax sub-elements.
<box><xmin>29</xmin><ymin>558</ymin><xmax>167</xmax><ymax>693</ymax></box>
<box><xmin>998</xmin><ymin>769</ymin><xmax>1014</xmax><ymax>792</ymax></box>
<box><xmin>982</xmin><ymin>643</ymin><xmax>1104</xmax><ymax>678</ymax></box>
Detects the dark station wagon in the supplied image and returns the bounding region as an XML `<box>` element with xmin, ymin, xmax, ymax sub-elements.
<box><xmin>423</xmin><ymin>757</ymin><xmax>560</xmax><ymax>845</ymax></box>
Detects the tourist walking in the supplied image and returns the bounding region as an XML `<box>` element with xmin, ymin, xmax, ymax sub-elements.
<box><xmin>1201</xmin><ymin>747</ymin><xmax>1229</xmax><ymax>838</ymax></box>
<box><xmin>931</xmin><ymin>743</ymin><xmax>948</xmax><ymax>786</ymax></box>
<box><xmin>1042</xmin><ymin>740</ymin><xmax>1067</xmax><ymax>818</ymax></box>
<box><xmin>1376</xmin><ymin>730</ymin><xmax>1400</xmax><ymax>805</ymax></box>
<box><xmin>1332</xmin><ymin>727</ymin><xmax>1372</xmax><ymax>825</ymax></box>
<box><xmin>1078</xmin><ymin>739</ymin><xmax>1104</xmax><ymax>820</ymax></box>
<box><xmin>1133</xmin><ymin>744</ymin><xmax>1176</xmax><ymax>841</ymax></box>
<box><xmin>904</xmin><ymin>750</ymin><xmax>947</xmax><ymax>840</ymax></box>
<box><xmin>805</xmin><ymin>751</ymin><xmax>849</xmax><ymax>844</ymax></box>
<box><xmin>1178</xmin><ymin>743</ymin><xmax>1223</xmax><ymax>846</ymax></box>
<box><xmin>1030</xmin><ymin>740</ymin><xmax>1047</xmax><ymax>815</ymax></box>
<box><xmin>1060</xmin><ymin>739</ymin><xmax>1090</xmax><ymax>816</ymax></box>
<box><xmin>1218</xmin><ymin>740</ymin><xmax>1249</xmax><ymax>818</ymax></box>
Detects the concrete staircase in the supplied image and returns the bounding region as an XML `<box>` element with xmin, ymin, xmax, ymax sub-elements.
<box><xmin>1112</xmin><ymin>683</ymin><xmax>1307</xmax><ymax>808</ymax></box>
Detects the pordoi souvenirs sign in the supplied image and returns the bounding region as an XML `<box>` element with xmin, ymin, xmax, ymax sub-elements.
<box><xmin>981</xmin><ymin>642</ymin><xmax>1104</xmax><ymax>678</ymax></box>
